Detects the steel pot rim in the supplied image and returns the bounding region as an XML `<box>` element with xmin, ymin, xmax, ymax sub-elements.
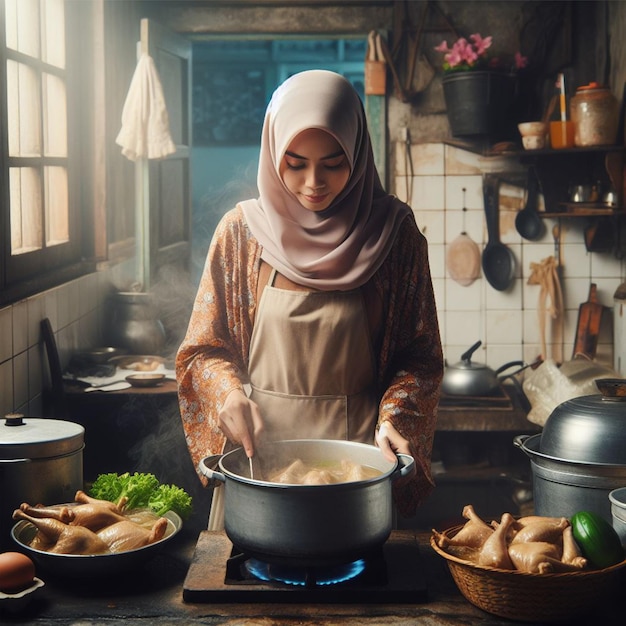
<box><xmin>200</xmin><ymin>439</ymin><xmax>414</xmax><ymax>488</ymax></box>
<box><xmin>514</xmin><ymin>433</ymin><xmax>626</xmax><ymax>469</ymax></box>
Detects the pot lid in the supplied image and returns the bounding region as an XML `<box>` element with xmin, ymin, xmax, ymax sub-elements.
<box><xmin>540</xmin><ymin>379</ymin><xmax>626</xmax><ymax>464</ymax></box>
<box><xmin>0</xmin><ymin>414</ymin><xmax>84</xmax><ymax>460</ymax></box>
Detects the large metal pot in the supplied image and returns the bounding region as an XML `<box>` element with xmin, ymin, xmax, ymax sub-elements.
<box><xmin>199</xmin><ymin>439</ymin><xmax>414</xmax><ymax>566</ymax></box>
<box><xmin>0</xmin><ymin>414</ymin><xmax>84</xmax><ymax>548</ymax></box>
<box><xmin>442</xmin><ymin>340</ymin><xmax>525</xmax><ymax>396</ymax></box>
<box><xmin>514</xmin><ymin>379</ymin><xmax>626</xmax><ymax>523</ymax></box>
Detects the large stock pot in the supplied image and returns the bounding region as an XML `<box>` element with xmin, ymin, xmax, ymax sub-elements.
<box><xmin>200</xmin><ymin>439</ymin><xmax>414</xmax><ymax>566</ymax></box>
<box><xmin>0</xmin><ymin>414</ymin><xmax>84</xmax><ymax>547</ymax></box>
<box><xmin>514</xmin><ymin>379</ymin><xmax>626</xmax><ymax>523</ymax></box>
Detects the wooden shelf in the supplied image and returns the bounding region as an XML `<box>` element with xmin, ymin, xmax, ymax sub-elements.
<box><xmin>541</xmin><ymin>205</ymin><xmax>624</xmax><ymax>218</ymax></box>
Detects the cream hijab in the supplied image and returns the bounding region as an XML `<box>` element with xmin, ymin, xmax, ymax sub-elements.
<box><xmin>240</xmin><ymin>70</ymin><xmax>411</xmax><ymax>291</ymax></box>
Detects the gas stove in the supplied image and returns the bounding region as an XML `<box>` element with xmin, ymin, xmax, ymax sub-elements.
<box><xmin>439</xmin><ymin>383</ymin><xmax>514</xmax><ymax>409</ymax></box>
<box><xmin>183</xmin><ymin>530</ymin><xmax>428</xmax><ymax>603</ymax></box>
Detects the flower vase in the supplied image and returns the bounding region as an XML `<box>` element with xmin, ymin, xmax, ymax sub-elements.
<box><xmin>442</xmin><ymin>71</ymin><xmax>516</xmax><ymax>140</ymax></box>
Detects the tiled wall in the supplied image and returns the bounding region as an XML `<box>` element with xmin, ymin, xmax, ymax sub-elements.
<box><xmin>0</xmin><ymin>267</ymin><xmax>131</xmax><ymax>418</ymax></box>
<box><xmin>395</xmin><ymin>142</ymin><xmax>626</xmax><ymax>373</ymax></box>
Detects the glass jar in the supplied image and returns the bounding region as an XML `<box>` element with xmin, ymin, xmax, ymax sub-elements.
<box><xmin>570</xmin><ymin>82</ymin><xmax>619</xmax><ymax>147</ymax></box>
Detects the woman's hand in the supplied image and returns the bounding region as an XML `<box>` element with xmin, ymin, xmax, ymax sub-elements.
<box><xmin>375</xmin><ymin>420</ymin><xmax>410</xmax><ymax>462</ymax></box>
<box><xmin>218</xmin><ymin>389</ymin><xmax>264</xmax><ymax>458</ymax></box>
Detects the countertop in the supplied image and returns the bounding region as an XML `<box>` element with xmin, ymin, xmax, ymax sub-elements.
<box><xmin>3</xmin><ymin>520</ymin><xmax>623</xmax><ymax>626</ymax></box>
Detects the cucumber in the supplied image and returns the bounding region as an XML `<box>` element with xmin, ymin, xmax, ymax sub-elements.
<box><xmin>571</xmin><ymin>511</ymin><xmax>625</xmax><ymax>569</ymax></box>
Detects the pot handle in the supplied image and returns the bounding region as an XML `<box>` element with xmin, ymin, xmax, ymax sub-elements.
<box><xmin>460</xmin><ymin>340</ymin><xmax>482</xmax><ymax>363</ymax></box>
<box><xmin>198</xmin><ymin>455</ymin><xmax>226</xmax><ymax>488</ymax></box>
<box><xmin>495</xmin><ymin>360</ymin><xmax>526</xmax><ymax>376</ymax></box>
<box><xmin>512</xmin><ymin>434</ymin><xmax>531</xmax><ymax>453</ymax></box>
<box><xmin>391</xmin><ymin>453</ymin><xmax>415</xmax><ymax>481</ymax></box>
<box><xmin>0</xmin><ymin>458</ymin><xmax>31</xmax><ymax>464</ymax></box>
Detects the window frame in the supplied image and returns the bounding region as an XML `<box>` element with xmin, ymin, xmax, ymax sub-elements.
<box><xmin>0</xmin><ymin>0</ymin><xmax>95</xmax><ymax>306</ymax></box>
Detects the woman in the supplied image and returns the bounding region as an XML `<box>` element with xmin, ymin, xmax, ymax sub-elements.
<box><xmin>176</xmin><ymin>70</ymin><xmax>443</xmax><ymax>525</ymax></box>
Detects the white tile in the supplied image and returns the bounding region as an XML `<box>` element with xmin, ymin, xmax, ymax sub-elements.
<box><xmin>411</xmin><ymin>175</ymin><xmax>445</xmax><ymax>211</ymax></box>
<box><xmin>0</xmin><ymin>307</ymin><xmax>12</xmax><ymax>363</ymax></box>
<box><xmin>43</xmin><ymin>289</ymin><xmax>59</xmax><ymax>330</ymax></box>
<box><xmin>68</xmin><ymin>279</ymin><xmax>81</xmax><ymax>323</ymax></box>
<box><xmin>27</xmin><ymin>293</ymin><xmax>44</xmax><ymax>349</ymax></box>
<box><xmin>0</xmin><ymin>360</ymin><xmax>13</xmax><ymax>415</ymax></box>
<box><xmin>394</xmin><ymin>175</ymin><xmax>410</xmax><ymax>203</ymax></box>
<box><xmin>485</xmin><ymin>309</ymin><xmax>523</xmax><ymax>344</ymax></box>
<box><xmin>413</xmin><ymin>209</ymin><xmax>444</xmax><ymax>244</ymax></box>
<box><xmin>561</xmin><ymin>243</ymin><xmax>591</xmax><ymax>277</ymax></box>
<box><xmin>28</xmin><ymin>344</ymin><xmax>43</xmax><ymax>402</ymax></box>
<box><xmin>444</xmin><ymin>310</ymin><xmax>482</xmax><ymax>347</ymax></box>
<box><xmin>12</xmin><ymin>300</ymin><xmax>28</xmax><ymax>355</ymax></box>
<box><xmin>445</xmin><ymin>175</ymin><xmax>483</xmax><ymax>210</ymax></box>
<box><xmin>412</xmin><ymin>143</ymin><xmax>445</xmax><ymax>176</ymax></box>
<box><xmin>12</xmin><ymin>350</ymin><xmax>28</xmax><ymax>409</ymax></box>
<box><xmin>57</xmin><ymin>283</ymin><xmax>71</xmax><ymax>329</ymax></box>
<box><xmin>445</xmin><ymin>278</ymin><xmax>482</xmax><ymax>311</ymax></box>
<box><xmin>591</xmin><ymin>252</ymin><xmax>622</xmax><ymax>279</ymax></box>
<box><xmin>428</xmin><ymin>243</ymin><xmax>446</xmax><ymax>279</ymax></box>
<box><xmin>484</xmin><ymin>344</ymin><xmax>525</xmax><ymax>369</ymax></box>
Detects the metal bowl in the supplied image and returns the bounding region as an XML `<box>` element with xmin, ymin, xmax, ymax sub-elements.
<box><xmin>125</xmin><ymin>373</ymin><xmax>166</xmax><ymax>387</ymax></box>
<box><xmin>80</xmin><ymin>347</ymin><xmax>126</xmax><ymax>364</ymax></box>
<box><xmin>10</xmin><ymin>510</ymin><xmax>182</xmax><ymax>578</ymax></box>
<box><xmin>540</xmin><ymin>379</ymin><xmax>626</xmax><ymax>464</ymax></box>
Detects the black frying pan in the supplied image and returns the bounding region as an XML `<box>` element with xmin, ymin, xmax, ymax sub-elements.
<box><xmin>481</xmin><ymin>176</ymin><xmax>516</xmax><ymax>291</ymax></box>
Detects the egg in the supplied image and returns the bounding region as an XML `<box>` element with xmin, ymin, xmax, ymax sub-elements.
<box><xmin>0</xmin><ymin>552</ymin><xmax>36</xmax><ymax>593</ymax></box>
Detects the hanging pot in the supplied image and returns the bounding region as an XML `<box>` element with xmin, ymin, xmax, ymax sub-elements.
<box><xmin>442</xmin><ymin>340</ymin><xmax>525</xmax><ymax>396</ymax></box>
<box><xmin>0</xmin><ymin>414</ymin><xmax>84</xmax><ymax>549</ymax></box>
<box><xmin>514</xmin><ymin>379</ymin><xmax>626</xmax><ymax>523</ymax></box>
<box><xmin>442</xmin><ymin>70</ymin><xmax>517</xmax><ymax>140</ymax></box>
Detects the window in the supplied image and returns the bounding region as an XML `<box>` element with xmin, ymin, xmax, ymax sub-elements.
<box><xmin>1</xmin><ymin>0</ymin><xmax>87</xmax><ymax>303</ymax></box>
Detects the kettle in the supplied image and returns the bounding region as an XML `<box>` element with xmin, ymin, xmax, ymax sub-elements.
<box><xmin>442</xmin><ymin>341</ymin><xmax>525</xmax><ymax>396</ymax></box>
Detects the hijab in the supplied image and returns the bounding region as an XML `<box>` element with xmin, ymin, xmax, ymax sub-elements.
<box><xmin>240</xmin><ymin>69</ymin><xmax>411</xmax><ymax>290</ymax></box>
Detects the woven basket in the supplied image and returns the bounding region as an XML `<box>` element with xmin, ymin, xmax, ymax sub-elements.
<box><xmin>431</xmin><ymin>525</ymin><xmax>626</xmax><ymax>623</ymax></box>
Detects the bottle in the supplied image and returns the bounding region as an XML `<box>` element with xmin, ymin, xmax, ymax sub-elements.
<box><xmin>570</xmin><ymin>82</ymin><xmax>619</xmax><ymax>147</ymax></box>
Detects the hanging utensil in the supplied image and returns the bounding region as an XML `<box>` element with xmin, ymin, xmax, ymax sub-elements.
<box><xmin>481</xmin><ymin>176</ymin><xmax>516</xmax><ymax>291</ymax></box>
<box><xmin>573</xmin><ymin>283</ymin><xmax>606</xmax><ymax>360</ymax></box>
<box><xmin>515</xmin><ymin>167</ymin><xmax>544</xmax><ymax>241</ymax></box>
<box><xmin>446</xmin><ymin>188</ymin><xmax>481</xmax><ymax>286</ymax></box>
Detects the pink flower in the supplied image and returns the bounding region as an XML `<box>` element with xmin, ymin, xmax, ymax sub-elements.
<box><xmin>469</xmin><ymin>33</ymin><xmax>492</xmax><ymax>56</ymax></box>
<box><xmin>514</xmin><ymin>51</ymin><xmax>528</xmax><ymax>70</ymax></box>
<box><xmin>434</xmin><ymin>33</ymin><xmax>526</xmax><ymax>73</ymax></box>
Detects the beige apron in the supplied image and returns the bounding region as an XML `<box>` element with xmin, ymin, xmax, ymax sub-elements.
<box><xmin>208</xmin><ymin>268</ymin><xmax>378</xmax><ymax>530</ymax></box>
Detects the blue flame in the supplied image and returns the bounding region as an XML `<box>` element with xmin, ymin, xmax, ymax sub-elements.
<box><xmin>246</xmin><ymin>558</ymin><xmax>366</xmax><ymax>586</ymax></box>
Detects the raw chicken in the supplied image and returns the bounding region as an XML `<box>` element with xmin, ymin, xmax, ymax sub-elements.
<box><xmin>12</xmin><ymin>509</ymin><xmax>109</xmax><ymax>555</ymax></box>
<box><xmin>432</xmin><ymin>504</ymin><xmax>493</xmax><ymax>550</ymax></box>
<box><xmin>509</xmin><ymin>540</ymin><xmax>587</xmax><ymax>573</ymax></box>
<box><xmin>96</xmin><ymin>517</ymin><xmax>168</xmax><ymax>553</ymax></box>
<box><xmin>478</xmin><ymin>512</ymin><xmax>515</xmax><ymax>569</ymax></box>
<box><xmin>19</xmin><ymin>492</ymin><xmax>127</xmax><ymax>532</ymax></box>
<box><xmin>510</xmin><ymin>517</ymin><xmax>569</xmax><ymax>545</ymax></box>
<box><xmin>561</xmin><ymin>524</ymin><xmax>588</xmax><ymax>568</ymax></box>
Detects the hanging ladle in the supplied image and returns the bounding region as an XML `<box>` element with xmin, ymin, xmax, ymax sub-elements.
<box><xmin>515</xmin><ymin>166</ymin><xmax>544</xmax><ymax>241</ymax></box>
<box><xmin>482</xmin><ymin>175</ymin><xmax>516</xmax><ymax>291</ymax></box>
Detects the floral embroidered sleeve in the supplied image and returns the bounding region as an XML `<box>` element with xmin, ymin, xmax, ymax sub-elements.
<box><xmin>176</xmin><ymin>207</ymin><xmax>260</xmax><ymax>480</ymax></box>
<box><xmin>375</xmin><ymin>213</ymin><xmax>444</xmax><ymax>516</ymax></box>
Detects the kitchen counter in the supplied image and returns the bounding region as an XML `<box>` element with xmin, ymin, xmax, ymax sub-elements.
<box><xmin>4</xmin><ymin>520</ymin><xmax>623</xmax><ymax>626</ymax></box>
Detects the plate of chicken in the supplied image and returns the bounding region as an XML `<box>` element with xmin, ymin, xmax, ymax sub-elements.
<box><xmin>10</xmin><ymin>490</ymin><xmax>182</xmax><ymax>577</ymax></box>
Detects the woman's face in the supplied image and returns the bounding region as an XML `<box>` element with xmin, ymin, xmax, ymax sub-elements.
<box><xmin>279</xmin><ymin>128</ymin><xmax>351</xmax><ymax>212</ymax></box>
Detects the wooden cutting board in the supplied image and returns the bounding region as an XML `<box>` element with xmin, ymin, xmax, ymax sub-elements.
<box><xmin>572</xmin><ymin>283</ymin><xmax>605</xmax><ymax>359</ymax></box>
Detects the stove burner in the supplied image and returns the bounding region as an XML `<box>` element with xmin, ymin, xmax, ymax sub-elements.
<box><xmin>245</xmin><ymin>557</ymin><xmax>366</xmax><ymax>587</ymax></box>
<box><xmin>182</xmin><ymin>530</ymin><xmax>429</xmax><ymax>604</ymax></box>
